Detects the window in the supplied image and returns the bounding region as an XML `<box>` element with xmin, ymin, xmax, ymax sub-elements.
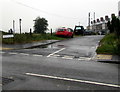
<box><xmin>75</xmin><ymin>27</ymin><xmax>82</xmax><ymax>30</ymax></box>
<box><xmin>68</xmin><ymin>28</ymin><xmax>73</xmax><ymax>32</ymax></box>
<box><xmin>58</xmin><ymin>29</ymin><xmax>65</xmax><ymax>31</ymax></box>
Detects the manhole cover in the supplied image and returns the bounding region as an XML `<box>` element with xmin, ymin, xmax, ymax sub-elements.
<box><xmin>2</xmin><ymin>77</ymin><xmax>14</xmax><ymax>85</ymax></box>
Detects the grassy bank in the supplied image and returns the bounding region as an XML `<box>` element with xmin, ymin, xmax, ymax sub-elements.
<box><xmin>96</xmin><ymin>33</ymin><xmax>120</xmax><ymax>55</ymax></box>
<box><xmin>2</xmin><ymin>33</ymin><xmax>66</xmax><ymax>44</ymax></box>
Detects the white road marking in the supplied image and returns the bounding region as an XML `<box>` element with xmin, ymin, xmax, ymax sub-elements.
<box><xmin>91</xmin><ymin>44</ymin><xmax>99</xmax><ymax>60</ymax></box>
<box><xmin>62</xmin><ymin>56</ymin><xmax>73</xmax><ymax>60</ymax></box>
<box><xmin>47</xmin><ymin>48</ymin><xmax>66</xmax><ymax>57</ymax></box>
<box><xmin>91</xmin><ymin>52</ymin><xmax>97</xmax><ymax>60</ymax></box>
<box><xmin>19</xmin><ymin>53</ymin><xmax>29</xmax><ymax>56</ymax></box>
<box><xmin>9</xmin><ymin>52</ymin><xmax>18</xmax><ymax>55</ymax></box>
<box><xmin>91</xmin><ymin>47</ymin><xmax>95</xmax><ymax>48</ymax></box>
<box><xmin>0</xmin><ymin>52</ymin><xmax>5</xmax><ymax>54</ymax></box>
<box><xmin>53</xmin><ymin>54</ymin><xmax>60</xmax><ymax>57</ymax></box>
<box><xmin>96</xmin><ymin>45</ymin><xmax>99</xmax><ymax>49</ymax></box>
<box><xmin>32</xmin><ymin>54</ymin><xmax>43</xmax><ymax>57</ymax></box>
<box><xmin>25</xmin><ymin>73</ymin><xmax>120</xmax><ymax>88</ymax></box>
<box><xmin>51</xmin><ymin>56</ymin><xmax>58</xmax><ymax>58</ymax></box>
<box><xmin>9</xmin><ymin>52</ymin><xmax>43</xmax><ymax>57</ymax></box>
<box><xmin>78</xmin><ymin>57</ymin><xmax>91</xmax><ymax>61</ymax></box>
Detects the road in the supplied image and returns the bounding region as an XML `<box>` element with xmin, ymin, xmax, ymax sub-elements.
<box><xmin>1</xmin><ymin>35</ymin><xmax>120</xmax><ymax>90</ymax></box>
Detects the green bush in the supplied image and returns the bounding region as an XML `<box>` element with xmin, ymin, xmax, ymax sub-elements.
<box><xmin>116</xmin><ymin>39</ymin><xmax>120</xmax><ymax>55</ymax></box>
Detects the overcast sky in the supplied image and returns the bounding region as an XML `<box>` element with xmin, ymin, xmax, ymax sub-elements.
<box><xmin>0</xmin><ymin>0</ymin><xmax>120</xmax><ymax>33</ymax></box>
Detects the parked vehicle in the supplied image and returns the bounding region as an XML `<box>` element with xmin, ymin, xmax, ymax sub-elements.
<box><xmin>97</xmin><ymin>30</ymin><xmax>106</xmax><ymax>35</ymax></box>
<box><xmin>55</xmin><ymin>27</ymin><xmax>74</xmax><ymax>38</ymax></box>
<box><xmin>74</xmin><ymin>26</ymin><xmax>85</xmax><ymax>35</ymax></box>
<box><xmin>84</xmin><ymin>30</ymin><xmax>95</xmax><ymax>35</ymax></box>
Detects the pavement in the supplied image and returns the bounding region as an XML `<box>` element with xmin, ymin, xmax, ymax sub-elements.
<box><xmin>1</xmin><ymin>40</ymin><xmax>60</xmax><ymax>50</ymax></box>
<box><xmin>1</xmin><ymin>39</ymin><xmax>120</xmax><ymax>64</ymax></box>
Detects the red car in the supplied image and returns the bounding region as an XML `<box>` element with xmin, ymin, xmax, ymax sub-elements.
<box><xmin>55</xmin><ymin>27</ymin><xmax>74</xmax><ymax>38</ymax></box>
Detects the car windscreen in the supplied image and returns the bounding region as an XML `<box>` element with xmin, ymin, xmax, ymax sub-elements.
<box><xmin>85</xmin><ymin>30</ymin><xmax>90</xmax><ymax>32</ymax></box>
<box><xmin>75</xmin><ymin>27</ymin><xmax>82</xmax><ymax>30</ymax></box>
<box><xmin>58</xmin><ymin>29</ymin><xmax>66</xmax><ymax>31</ymax></box>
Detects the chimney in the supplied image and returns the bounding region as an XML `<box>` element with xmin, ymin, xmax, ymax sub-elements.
<box><xmin>105</xmin><ymin>15</ymin><xmax>109</xmax><ymax>21</ymax></box>
<box><xmin>97</xmin><ymin>19</ymin><xmax>100</xmax><ymax>22</ymax></box>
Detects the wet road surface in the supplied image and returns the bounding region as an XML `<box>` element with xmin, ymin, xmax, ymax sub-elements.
<box><xmin>1</xmin><ymin>35</ymin><xmax>120</xmax><ymax>90</ymax></box>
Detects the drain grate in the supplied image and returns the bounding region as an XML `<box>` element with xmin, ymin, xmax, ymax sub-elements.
<box><xmin>2</xmin><ymin>77</ymin><xmax>14</xmax><ymax>85</ymax></box>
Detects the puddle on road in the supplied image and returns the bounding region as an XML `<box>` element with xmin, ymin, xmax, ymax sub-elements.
<box><xmin>31</xmin><ymin>44</ymin><xmax>66</xmax><ymax>49</ymax></box>
<box><xmin>31</xmin><ymin>44</ymin><xmax>57</xmax><ymax>49</ymax></box>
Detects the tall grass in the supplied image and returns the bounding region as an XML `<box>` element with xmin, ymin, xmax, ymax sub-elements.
<box><xmin>96</xmin><ymin>33</ymin><xmax>120</xmax><ymax>55</ymax></box>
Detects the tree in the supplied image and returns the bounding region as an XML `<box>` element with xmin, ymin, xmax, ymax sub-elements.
<box><xmin>107</xmin><ymin>16</ymin><xmax>120</xmax><ymax>38</ymax></box>
<box><xmin>34</xmin><ymin>17</ymin><xmax>48</xmax><ymax>34</ymax></box>
<box><xmin>107</xmin><ymin>21</ymin><xmax>114</xmax><ymax>33</ymax></box>
<box><xmin>107</xmin><ymin>16</ymin><xmax>120</xmax><ymax>55</ymax></box>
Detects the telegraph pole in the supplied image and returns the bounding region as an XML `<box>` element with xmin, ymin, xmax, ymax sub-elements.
<box><xmin>13</xmin><ymin>20</ymin><xmax>15</xmax><ymax>43</ymax></box>
<box><xmin>51</xmin><ymin>29</ymin><xmax>52</xmax><ymax>36</ymax></box>
<box><xmin>93</xmin><ymin>12</ymin><xmax>96</xmax><ymax>32</ymax></box>
<box><xmin>13</xmin><ymin>20</ymin><xmax>15</xmax><ymax>34</ymax></box>
<box><xmin>79</xmin><ymin>22</ymin><xmax>80</xmax><ymax>26</ymax></box>
<box><xmin>19</xmin><ymin>19</ymin><xmax>22</xmax><ymax>34</ymax></box>
<box><xmin>88</xmin><ymin>12</ymin><xmax>90</xmax><ymax>29</ymax></box>
<box><xmin>94</xmin><ymin>12</ymin><xmax>95</xmax><ymax>22</ymax></box>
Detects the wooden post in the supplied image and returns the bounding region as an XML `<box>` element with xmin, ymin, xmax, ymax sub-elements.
<box><xmin>30</xmin><ymin>28</ymin><xmax>32</xmax><ymax>36</ymax></box>
<box><xmin>51</xmin><ymin>29</ymin><xmax>52</xmax><ymax>36</ymax></box>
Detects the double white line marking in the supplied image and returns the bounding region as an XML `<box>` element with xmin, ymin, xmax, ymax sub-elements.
<box><xmin>25</xmin><ymin>73</ymin><xmax>120</xmax><ymax>88</ymax></box>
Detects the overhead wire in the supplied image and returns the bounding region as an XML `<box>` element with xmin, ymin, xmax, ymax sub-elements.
<box><xmin>10</xmin><ymin>0</ymin><xmax>79</xmax><ymax>20</ymax></box>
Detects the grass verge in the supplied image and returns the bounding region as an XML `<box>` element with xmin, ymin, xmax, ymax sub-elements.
<box><xmin>96</xmin><ymin>33</ymin><xmax>120</xmax><ymax>55</ymax></box>
<box><xmin>2</xmin><ymin>33</ymin><xmax>66</xmax><ymax>44</ymax></box>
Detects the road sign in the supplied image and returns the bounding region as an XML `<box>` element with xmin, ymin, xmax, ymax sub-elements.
<box><xmin>3</xmin><ymin>34</ymin><xmax>14</xmax><ymax>38</ymax></box>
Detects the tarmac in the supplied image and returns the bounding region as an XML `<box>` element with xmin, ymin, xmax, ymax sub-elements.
<box><xmin>1</xmin><ymin>40</ymin><xmax>120</xmax><ymax>64</ymax></box>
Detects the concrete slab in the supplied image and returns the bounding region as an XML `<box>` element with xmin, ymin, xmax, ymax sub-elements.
<box><xmin>96</xmin><ymin>54</ymin><xmax>120</xmax><ymax>64</ymax></box>
<box><xmin>0</xmin><ymin>47</ymin><xmax>13</xmax><ymax>50</ymax></box>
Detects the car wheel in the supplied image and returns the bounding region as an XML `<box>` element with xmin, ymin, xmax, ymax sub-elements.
<box><xmin>71</xmin><ymin>35</ymin><xmax>73</xmax><ymax>38</ymax></box>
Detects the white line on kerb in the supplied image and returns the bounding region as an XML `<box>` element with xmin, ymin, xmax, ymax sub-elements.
<box><xmin>25</xmin><ymin>73</ymin><xmax>120</xmax><ymax>88</ymax></box>
<box><xmin>47</xmin><ymin>48</ymin><xmax>66</xmax><ymax>57</ymax></box>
